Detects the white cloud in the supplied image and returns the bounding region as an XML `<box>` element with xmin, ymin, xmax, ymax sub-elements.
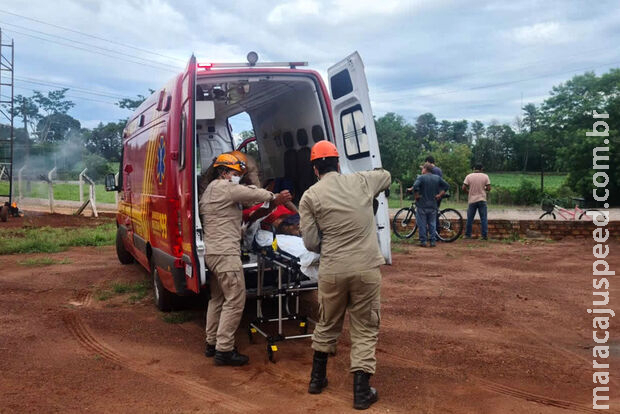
<box><xmin>510</xmin><ymin>22</ymin><xmax>565</xmax><ymax>45</ymax></box>
<box><xmin>267</xmin><ymin>0</ymin><xmax>321</xmax><ymax>24</ymax></box>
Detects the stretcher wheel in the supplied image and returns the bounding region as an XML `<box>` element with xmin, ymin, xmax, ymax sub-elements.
<box><xmin>267</xmin><ymin>342</ymin><xmax>278</xmax><ymax>363</ymax></box>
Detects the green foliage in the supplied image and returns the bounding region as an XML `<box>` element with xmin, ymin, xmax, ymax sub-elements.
<box><xmin>512</xmin><ymin>179</ymin><xmax>539</xmax><ymax>206</ymax></box>
<box><xmin>84</xmin><ymin>153</ymin><xmax>114</xmax><ymax>181</ymax></box>
<box><xmin>0</xmin><ymin>223</ymin><xmax>116</xmax><ymax>254</ymax></box>
<box><xmin>428</xmin><ymin>142</ymin><xmax>471</xmax><ymax>193</ymax></box>
<box><xmin>83</xmin><ymin>121</ymin><xmax>125</xmax><ymax>162</ymax></box>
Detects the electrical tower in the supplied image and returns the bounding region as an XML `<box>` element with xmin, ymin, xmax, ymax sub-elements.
<box><xmin>0</xmin><ymin>28</ymin><xmax>14</xmax><ymax>204</ymax></box>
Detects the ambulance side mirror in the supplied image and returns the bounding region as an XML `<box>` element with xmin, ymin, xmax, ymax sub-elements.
<box><xmin>105</xmin><ymin>174</ymin><xmax>118</xmax><ymax>192</ymax></box>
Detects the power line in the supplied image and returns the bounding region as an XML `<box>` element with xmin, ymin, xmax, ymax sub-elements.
<box><xmin>0</xmin><ymin>21</ymin><xmax>183</xmax><ymax>70</ymax></box>
<box><xmin>0</xmin><ymin>8</ymin><xmax>185</xmax><ymax>64</ymax></box>
<box><xmin>3</xmin><ymin>28</ymin><xmax>178</xmax><ymax>73</ymax></box>
<box><xmin>14</xmin><ymin>85</ymin><xmax>119</xmax><ymax>106</ymax></box>
<box><xmin>380</xmin><ymin>60</ymin><xmax>620</xmax><ymax>103</ymax></box>
<box><xmin>14</xmin><ymin>76</ymin><xmax>132</xmax><ymax>100</ymax></box>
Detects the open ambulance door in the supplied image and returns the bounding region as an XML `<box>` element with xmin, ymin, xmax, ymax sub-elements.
<box><xmin>180</xmin><ymin>55</ymin><xmax>206</xmax><ymax>292</ymax></box>
<box><xmin>327</xmin><ymin>51</ymin><xmax>392</xmax><ymax>264</ymax></box>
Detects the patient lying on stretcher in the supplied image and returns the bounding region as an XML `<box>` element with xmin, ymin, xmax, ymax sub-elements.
<box><xmin>242</xmin><ymin>187</ymin><xmax>319</xmax><ymax>280</ymax></box>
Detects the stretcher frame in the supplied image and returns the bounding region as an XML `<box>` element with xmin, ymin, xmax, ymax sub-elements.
<box><xmin>248</xmin><ymin>244</ymin><xmax>317</xmax><ymax>362</ymax></box>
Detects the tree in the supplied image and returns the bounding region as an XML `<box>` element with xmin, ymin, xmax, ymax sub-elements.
<box><xmin>522</xmin><ymin>103</ymin><xmax>539</xmax><ymax>133</ymax></box>
<box><xmin>414</xmin><ymin>113</ymin><xmax>438</xmax><ymax>149</ymax></box>
<box><xmin>35</xmin><ymin>113</ymin><xmax>81</xmax><ymax>143</ymax></box>
<box><xmin>32</xmin><ymin>89</ymin><xmax>75</xmax><ymax>142</ymax></box>
<box><xmin>428</xmin><ymin>142</ymin><xmax>471</xmax><ymax>201</ymax></box>
<box><xmin>12</xmin><ymin>94</ymin><xmax>39</xmax><ymax>138</ymax></box>
<box><xmin>83</xmin><ymin>121</ymin><xmax>125</xmax><ymax>161</ymax></box>
<box><xmin>116</xmin><ymin>90</ymin><xmax>155</xmax><ymax>111</ymax></box>
<box><xmin>470</xmin><ymin>120</ymin><xmax>485</xmax><ymax>143</ymax></box>
<box><xmin>375</xmin><ymin>113</ymin><xmax>418</xmax><ymax>182</ymax></box>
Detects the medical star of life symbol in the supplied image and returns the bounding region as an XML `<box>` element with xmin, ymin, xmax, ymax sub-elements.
<box><xmin>157</xmin><ymin>137</ymin><xmax>165</xmax><ymax>185</ymax></box>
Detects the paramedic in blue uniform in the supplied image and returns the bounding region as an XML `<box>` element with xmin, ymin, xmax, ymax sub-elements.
<box><xmin>199</xmin><ymin>153</ymin><xmax>291</xmax><ymax>366</ymax></box>
<box><xmin>299</xmin><ymin>140</ymin><xmax>391</xmax><ymax>410</ymax></box>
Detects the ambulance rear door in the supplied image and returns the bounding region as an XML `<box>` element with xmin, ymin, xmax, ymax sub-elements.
<box><xmin>180</xmin><ymin>54</ymin><xmax>206</xmax><ymax>291</ymax></box>
<box><xmin>327</xmin><ymin>51</ymin><xmax>391</xmax><ymax>264</ymax></box>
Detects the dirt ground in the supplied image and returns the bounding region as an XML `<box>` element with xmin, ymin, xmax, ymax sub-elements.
<box><xmin>1</xmin><ymin>213</ymin><xmax>618</xmax><ymax>413</ymax></box>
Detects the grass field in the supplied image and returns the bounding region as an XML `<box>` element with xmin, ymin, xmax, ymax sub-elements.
<box><xmin>487</xmin><ymin>172</ymin><xmax>567</xmax><ymax>190</ymax></box>
<box><xmin>0</xmin><ymin>223</ymin><xmax>116</xmax><ymax>254</ymax></box>
<box><xmin>0</xmin><ymin>181</ymin><xmax>117</xmax><ymax>204</ymax></box>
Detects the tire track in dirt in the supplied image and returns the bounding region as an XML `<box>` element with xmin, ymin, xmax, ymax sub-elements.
<box><xmin>63</xmin><ymin>294</ymin><xmax>257</xmax><ymax>413</ymax></box>
<box><xmin>377</xmin><ymin>350</ymin><xmax>598</xmax><ymax>413</ymax></box>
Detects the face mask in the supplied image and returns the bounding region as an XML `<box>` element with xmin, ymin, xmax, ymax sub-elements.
<box><xmin>230</xmin><ymin>175</ymin><xmax>241</xmax><ymax>184</ymax></box>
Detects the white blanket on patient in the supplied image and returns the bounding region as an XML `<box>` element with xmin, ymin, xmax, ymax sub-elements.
<box><xmin>254</xmin><ymin>230</ymin><xmax>320</xmax><ymax>281</ymax></box>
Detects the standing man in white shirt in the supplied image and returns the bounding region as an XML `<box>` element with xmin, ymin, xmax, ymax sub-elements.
<box><xmin>462</xmin><ymin>164</ymin><xmax>491</xmax><ymax>240</ymax></box>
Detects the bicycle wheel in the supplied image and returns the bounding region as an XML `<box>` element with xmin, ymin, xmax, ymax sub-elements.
<box><xmin>579</xmin><ymin>209</ymin><xmax>601</xmax><ymax>220</ymax></box>
<box><xmin>436</xmin><ymin>208</ymin><xmax>463</xmax><ymax>242</ymax></box>
<box><xmin>392</xmin><ymin>207</ymin><xmax>417</xmax><ymax>239</ymax></box>
<box><xmin>539</xmin><ymin>212</ymin><xmax>556</xmax><ymax>220</ymax></box>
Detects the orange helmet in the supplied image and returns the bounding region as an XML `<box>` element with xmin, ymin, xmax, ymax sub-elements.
<box><xmin>310</xmin><ymin>140</ymin><xmax>339</xmax><ymax>161</ymax></box>
<box><xmin>213</xmin><ymin>153</ymin><xmax>246</xmax><ymax>173</ymax></box>
<box><xmin>230</xmin><ymin>150</ymin><xmax>248</xmax><ymax>165</ymax></box>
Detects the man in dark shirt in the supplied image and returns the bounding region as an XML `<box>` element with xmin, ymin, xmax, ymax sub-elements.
<box><xmin>425</xmin><ymin>155</ymin><xmax>443</xmax><ymax>178</ymax></box>
<box><xmin>412</xmin><ymin>162</ymin><xmax>450</xmax><ymax>247</ymax></box>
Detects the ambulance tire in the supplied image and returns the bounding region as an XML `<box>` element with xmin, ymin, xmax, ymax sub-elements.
<box><xmin>0</xmin><ymin>205</ymin><xmax>8</xmax><ymax>222</ymax></box>
<box><xmin>115</xmin><ymin>230</ymin><xmax>134</xmax><ymax>264</ymax></box>
<box><xmin>151</xmin><ymin>262</ymin><xmax>174</xmax><ymax>312</ymax></box>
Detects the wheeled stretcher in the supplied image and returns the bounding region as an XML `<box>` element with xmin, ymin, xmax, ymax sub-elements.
<box><xmin>247</xmin><ymin>230</ymin><xmax>319</xmax><ymax>362</ymax></box>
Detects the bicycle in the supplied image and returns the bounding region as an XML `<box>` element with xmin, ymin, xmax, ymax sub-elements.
<box><xmin>392</xmin><ymin>195</ymin><xmax>463</xmax><ymax>242</ymax></box>
<box><xmin>539</xmin><ymin>195</ymin><xmax>601</xmax><ymax>220</ymax></box>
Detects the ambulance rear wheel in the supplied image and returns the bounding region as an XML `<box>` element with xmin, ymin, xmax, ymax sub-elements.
<box><xmin>116</xmin><ymin>229</ymin><xmax>134</xmax><ymax>264</ymax></box>
<box><xmin>151</xmin><ymin>263</ymin><xmax>174</xmax><ymax>312</ymax></box>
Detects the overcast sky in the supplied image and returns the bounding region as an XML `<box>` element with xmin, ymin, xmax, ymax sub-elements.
<box><xmin>2</xmin><ymin>0</ymin><xmax>619</xmax><ymax>132</ymax></box>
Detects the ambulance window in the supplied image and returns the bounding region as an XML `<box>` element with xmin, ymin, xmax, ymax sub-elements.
<box><xmin>179</xmin><ymin>113</ymin><xmax>186</xmax><ymax>169</ymax></box>
<box><xmin>340</xmin><ymin>105</ymin><xmax>369</xmax><ymax>159</ymax></box>
<box><xmin>330</xmin><ymin>69</ymin><xmax>353</xmax><ymax>100</ymax></box>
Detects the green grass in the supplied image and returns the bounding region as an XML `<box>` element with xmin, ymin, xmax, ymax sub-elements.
<box><xmin>96</xmin><ymin>280</ymin><xmax>150</xmax><ymax>303</ymax></box>
<box><xmin>161</xmin><ymin>311</ymin><xmax>194</xmax><ymax>324</ymax></box>
<box><xmin>18</xmin><ymin>257</ymin><xmax>73</xmax><ymax>266</ymax></box>
<box><xmin>0</xmin><ymin>181</ymin><xmax>117</xmax><ymax>204</ymax></box>
<box><xmin>0</xmin><ymin>223</ymin><xmax>116</xmax><ymax>254</ymax></box>
<box><xmin>487</xmin><ymin>172</ymin><xmax>567</xmax><ymax>190</ymax></box>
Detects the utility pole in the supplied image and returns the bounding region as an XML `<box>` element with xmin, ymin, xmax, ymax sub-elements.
<box><xmin>0</xmin><ymin>28</ymin><xmax>15</xmax><ymax>204</ymax></box>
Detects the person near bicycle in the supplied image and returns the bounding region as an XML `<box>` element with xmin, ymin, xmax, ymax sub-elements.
<box><xmin>425</xmin><ymin>155</ymin><xmax>444</xmax><ymax>229</ymax></box>
<box><xmin>299</xmin><ymin>140</ymin><xmax>391</xmax><ymax>410</ymax></box>
<box><xmin>411</xmin><ymin>162</ymin><xmax>449</xmax><ymax>247</ymax></box>
<box><xmin>462</xmin><ymin>163</ymin><xmax>491</xmax><ymax>240</ymax></box>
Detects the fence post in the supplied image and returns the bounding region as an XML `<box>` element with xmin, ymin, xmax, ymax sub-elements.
<box><xmin>114</xmin><ymin>172</ymin><xmax>119</xmax><ymax>208</ymax></box>
<box><xmin>18</xmin><ymin>165</ymin><xmax>26</xmax><ymax>202</ymax></box>
<box><xmin>48</xmin><ymin>167</ymin><xmax>57</xmax><ymax>213</ymax></box>
<box><xmin>79</xmin><ymin>168</ymin><xmax>87</xmax><ymax>203</ymax></box>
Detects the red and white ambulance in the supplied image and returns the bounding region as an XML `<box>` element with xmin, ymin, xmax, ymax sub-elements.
<box><xmin>106</xmin><ymin>51</ymin><xmax>391</xmax><ymax>310</ymax></box>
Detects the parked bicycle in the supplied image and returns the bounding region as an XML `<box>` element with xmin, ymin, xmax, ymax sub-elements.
<box><xmin>392</xmin><ymin>195</ymin><xmax>463</xmax><ymax>242</ymax></box>
<box><xmin>539</xmin><ymin>195</ymin><xmax>601</xmax><ymax>220</ymax></box>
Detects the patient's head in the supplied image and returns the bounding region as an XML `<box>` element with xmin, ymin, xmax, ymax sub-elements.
<box><xmin>274</xmin><ymin>213</ymin><xmax>300</xmax><ymax>236</ymax></box>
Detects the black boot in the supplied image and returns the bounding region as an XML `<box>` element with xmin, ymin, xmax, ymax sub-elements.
<box><xmin>353</xmin><ymin>370</ymin><xmax>378</xmax><ymax>410</ymax></box>
<box><xmin>204</xmin><ymin>343</ymin><xmax>216</xmax><ymax>358</ymax></box>
<box><xmin>308</xmin><ymin>351</ymin><xmax>329</xmax><ymax>394</ymax></box>
<box><xmin>214</xmin><ymin>349</ymin><xmax>249</xmax><ymax>366</ymax></box>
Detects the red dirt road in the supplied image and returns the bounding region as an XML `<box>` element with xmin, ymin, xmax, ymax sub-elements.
<box><xmin>1</xmin><ymin>214</ymin><xmax>618</xmax><ymax>413</ymax></box>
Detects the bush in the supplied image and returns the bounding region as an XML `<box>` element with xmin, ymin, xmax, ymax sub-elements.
<box><xmin>512</xmin><ymin>179</ymin><xmax>540</xmax><ymax>205</ymax></box>
<box><xmin>83</xmin><ymin>153</ymin><xmax>113</xmax><ymax>181</ymax></box>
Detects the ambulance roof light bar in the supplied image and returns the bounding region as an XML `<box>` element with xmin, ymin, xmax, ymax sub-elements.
<box><xmin>197</xmin><ymin>51</ymin><xmax>308</xmax><ymax>70</ymax></box>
